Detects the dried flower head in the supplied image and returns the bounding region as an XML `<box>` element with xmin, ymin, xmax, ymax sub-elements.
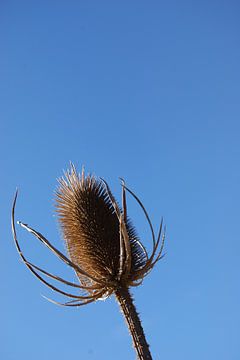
<box><xmin>12</xmin><ymin>164</ymin><xmax>165</xmax><ymax>359</ymax></box>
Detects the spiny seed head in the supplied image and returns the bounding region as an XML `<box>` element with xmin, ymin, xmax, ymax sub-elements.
<box><xmin>55</xmin><ymin>165</ymin><xmax>147</xmax><ymax>290</ymax></box>
<box><xmin>12</xmin><ymin>164</ymin><xmax>165</xmax><ymax>308</ymax></box>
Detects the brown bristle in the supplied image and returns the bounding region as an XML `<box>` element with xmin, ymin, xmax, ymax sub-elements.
<box><xmin>55</xmin><ymin>166</ymin><xmax>146</xmax><ymax>286</ymax></box>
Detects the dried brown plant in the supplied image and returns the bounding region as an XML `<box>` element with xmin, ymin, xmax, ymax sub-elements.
<box><xmin>12</xmin><ymin>164</ymin><xmax>165</xmax><ymax>360</ymax></box>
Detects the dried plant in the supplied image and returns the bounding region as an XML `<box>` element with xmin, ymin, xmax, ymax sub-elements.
<box><xmin>12</xmin><ymin>165</ymin><xmax>165</xmax><ymax>360</ymax></box>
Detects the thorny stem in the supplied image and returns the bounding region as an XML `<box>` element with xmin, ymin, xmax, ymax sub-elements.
<box><xmin>115</xmin><ymin>287</ymin><xmax>152</xmax><ymax>360</ymax></box>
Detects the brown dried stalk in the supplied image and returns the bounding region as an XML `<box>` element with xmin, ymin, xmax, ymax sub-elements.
<box><xmin>12</xmin><ymin>164</ymin><xmax>165</xmax><ymax>359</ymax></box>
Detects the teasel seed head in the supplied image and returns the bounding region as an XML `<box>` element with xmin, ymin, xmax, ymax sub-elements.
<box><xmin>55</xmin><ymin>165</ymin><xmax>150</xmax><ymax>292</ymax></box>
<box><xmin>12</xmin><ymin>164</ymin><xmax>165</xmax><ymax>305</ymax></box>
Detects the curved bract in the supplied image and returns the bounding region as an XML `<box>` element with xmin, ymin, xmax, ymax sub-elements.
<box><xmin>12</xmin><ymin>164</ymin><xmax>165</xmax><ymax>306</ymax></box>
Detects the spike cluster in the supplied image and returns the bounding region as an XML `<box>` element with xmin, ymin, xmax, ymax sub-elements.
<box><xmin>55</xmin><ymin>167</ymin><xmax>147</xmax><ymax>291</ymax></box>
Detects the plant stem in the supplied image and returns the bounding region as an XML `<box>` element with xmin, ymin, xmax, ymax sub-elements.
<box><xmin>115</xmin><ymin>286</ymin><xmax>153</xmax><ymax>360</ymax></box>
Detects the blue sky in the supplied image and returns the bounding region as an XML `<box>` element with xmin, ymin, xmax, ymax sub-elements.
<box><xmin>1</xmin><ymin>1</ymin><xmax>240</xmax><ymax>359</ymax></box>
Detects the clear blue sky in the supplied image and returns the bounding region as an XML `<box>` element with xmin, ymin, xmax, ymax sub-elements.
<box><xmin>1</xmin><ymin>1</ymin><xmax>240</xmax><ymax>359</ymax></box>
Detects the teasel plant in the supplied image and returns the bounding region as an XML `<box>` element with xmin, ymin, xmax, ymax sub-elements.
<box><xmin>12</xmin><ymin>164</ymin><xmax>165</xmax><ymax>360</ymax></box>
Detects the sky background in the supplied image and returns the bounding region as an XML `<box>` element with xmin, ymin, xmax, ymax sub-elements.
<box><xmin>1</xmin><ymin>1</ymin><xmax>240</xmax><ymax>359</ymax></box>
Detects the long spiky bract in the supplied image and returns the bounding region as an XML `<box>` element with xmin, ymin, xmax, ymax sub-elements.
<box><xmin>12</xmin><ymin>164</ymin><xmax>165</xmax><ymax>360</ymax></box>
